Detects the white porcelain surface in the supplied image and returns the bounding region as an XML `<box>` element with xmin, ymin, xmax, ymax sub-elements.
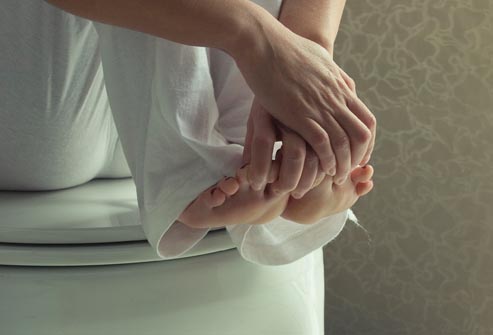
<box><xmin>0</xmin><ymin>177</ymin><xmax>236</xmax><ymax>266</ymax></box>
<box><xmin>0</xmin><ymin>248</ymin><xmax>325</xmax><ymax>335</ymax></box>
<box><xmin>0</xmin><ymin>228</ymin><xmax>234</xmax><ymax>266</ymax></box>
<box><xmin>0</xmin><ymin>178</ymin><xmax>144</xmax><ymax>244</ymax></box>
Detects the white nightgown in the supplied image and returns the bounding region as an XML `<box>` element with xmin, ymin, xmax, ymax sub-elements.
<box><xmin>0</xmin><ymin>0</ymin><xmax>357</xmax><ymax>266</ymax></box>
<box><xmin>94</xmin><ymin>0</ymin><xmax>358</xmax><ymax>266</ymax></box>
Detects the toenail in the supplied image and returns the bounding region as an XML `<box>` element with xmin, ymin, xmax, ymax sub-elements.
<box><xmin>328</xmin><ymin>167</ymin><xmax>336</xmax><ymax>176</ymax></box>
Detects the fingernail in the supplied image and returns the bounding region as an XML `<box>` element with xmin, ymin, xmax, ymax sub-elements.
<box><xmin>252</xmin><ymin>182</ymin><xmax>262</xmax><ymax>191</ymax></box>
<box><xmin>292</xmin><ymin>191</ymin><xmax>302</xmax><ymax>199</ymax></box>
<box><xmin>251</xmin><ymin>179</ymin><xmax>264</xmax><ymax>191</ymax></box>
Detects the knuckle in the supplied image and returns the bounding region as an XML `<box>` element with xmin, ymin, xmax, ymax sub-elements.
<box><xmin>349</xmin><ymin>78</ymin><xmax>356</xmax><ymax>89</ymax></box>
<box><xmin>253</xmin><ymin>135</ymin><xmax>274</xmax><ymax>148</ymax></box>
<box><xmin>336</xmin><ymin>77</ymin><xmax>347</xmax><ymax>90</ymax></box>
<box><xmin>356</xmin><ymin>127</ymin><xmax>372</xmax><ymax>144</ymax></box>
<box><xmin>332</xmin><ymin>134</ymin><xmax>350</xmax><ymax>150</ymax></box>
<box><xmin>311</xmin><ymin>130</ymin><xmax>330</xmax><ymax>148</ymax></box>
<box><xmin>367</xmin><ymin>114</ymin><xmax>377</xmax><ymax>129</ymax></box>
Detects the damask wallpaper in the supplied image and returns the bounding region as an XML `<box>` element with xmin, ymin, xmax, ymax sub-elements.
<box><xmin>324</xmin><ymin>0</ymin><xmax>493</xmax><ymax>334</ymax></box>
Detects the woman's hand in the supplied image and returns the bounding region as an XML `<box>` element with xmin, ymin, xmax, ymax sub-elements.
<box><xmin>243</xmin><ymin>99</ymin><xmax>324</xmax><ymax>197</ymax></box>
<box><xmin>235</xmin><ymin>18</ymin><xmax>376</xmax><ymax>186</ymax></box>
<box><xmin>243</xmin><ymin>67</ymin><xmax>375</xmax><ymax>195</ymax></box>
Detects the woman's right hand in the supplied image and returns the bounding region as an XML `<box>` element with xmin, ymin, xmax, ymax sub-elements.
<box><xmin>232</xmin><ymin>9</ymin><xmax>376</xmax><ymax>186</ymax></box>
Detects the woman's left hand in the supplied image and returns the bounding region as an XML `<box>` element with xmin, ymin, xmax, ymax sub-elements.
<box><xmin>243</xmin><ymin>64</ymin><xmax>375</xmax><ymax>194</ymax></box>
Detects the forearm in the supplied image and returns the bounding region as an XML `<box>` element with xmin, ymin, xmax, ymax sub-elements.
<box><xmin>45</xmin><ymin>0</ymin><xmax>276</xmax><ymax>59</ymax></box>
<box><xmin>278</xmin><ymin>0</ymin><xmax>347</xmax><ymax>53</ymax></box>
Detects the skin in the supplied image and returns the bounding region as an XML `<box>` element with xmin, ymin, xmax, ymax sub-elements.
<box><xmin>244</xmin><ymin>0</ymin><xmax>376</xmax><ymax>196</ymax></box>
<box><xmin>47</xmin><ymin>0</ymin><xmax>377</xmax><ymax>228</ymax></box>
<box><xmin>178</xmin><ymin>161</ymin><xmax>374</xmax><ymax>229</ymax></box>
<box><xmin>47</xmin><ymin>0</ymin><xmax>376</xmax><ymax>200</ymax></box>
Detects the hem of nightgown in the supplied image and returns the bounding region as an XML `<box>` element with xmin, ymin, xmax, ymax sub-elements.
<box><xmin>141</xmin><ymin>165</ymin><xmax>229</xmax><ymax>259</ymax></box>
<box><xmin>230</xmin><ymin>209</ymin><xmax>354</xmax><ymax>266</ymax></box>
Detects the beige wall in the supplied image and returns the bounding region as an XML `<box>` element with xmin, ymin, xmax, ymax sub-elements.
<box><xmin>324</xmin><ymin>0</ymin><xmax>493</xmax><ymax>334</ymax></box>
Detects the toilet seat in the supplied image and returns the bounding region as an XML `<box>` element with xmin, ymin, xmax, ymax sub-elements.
<box><xmin>0</xmin><ymin>179</ymin><xmax>325</xmax><ymax>335</ymax></box>
<box><xmin>0</xmin><ymin>178</ymin><xmax>234</xmax><ymax>266</ymax></box>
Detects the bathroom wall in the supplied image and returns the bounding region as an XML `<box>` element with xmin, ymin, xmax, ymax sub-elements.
<box><xmin>324</xmin><ymin>0</ymin><xmax>493</xmax><ymax>334</ymax></box>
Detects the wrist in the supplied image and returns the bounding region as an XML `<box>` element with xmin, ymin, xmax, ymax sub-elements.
<box><xmin>307</xmin><ymin>34</ymin><xmax>334</xmax><ymax>55</ymax></box>
<box><xmin>224</xmin><ymin>0</ymin><xmax>285</xmax><ymax>70</ymax></box>
<box><xmin>277</xmin><ymin>24</ymin><xmax>334</xmax><ymax>54</ymax></box>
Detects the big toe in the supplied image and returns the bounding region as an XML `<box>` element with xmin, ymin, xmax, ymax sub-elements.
<box><xmin>351</xmin><ymin>165</ymin><xmax>374</xmax><ymax>183</ymax></box>
<box><xmin>356</xmin><ymin>180</ymin><xmax>374</xmax><ymax>196</ymax></box>
<box><xmin>218</xmin><ymin>177</ymin><xmax>240</xmax><ymax>196</ymax></box>
<box><xmin>179</xmin><ymin>185</ymin><xmax>225</xmax><ymax>225</ymax></box>
<box><xmin>236</xmin><ymin>166</ymin><xmax>250</xmax><ymax>185</ymax></box>
<box><xmin>209</xmin><ymin>187</ymin><xmax>227</xmax><ymax>207</ymax></box>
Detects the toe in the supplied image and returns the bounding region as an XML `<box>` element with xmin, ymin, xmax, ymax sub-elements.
<box><xmin>218</xmin><ymin>177</ymin><xmax>240</xmax><ymax>196</ymax></box>
<box><xmin>356</xmin><ymin>180</ymin><xmax>374</xmax><ymax>196</ymax></box>
<box><xmin>362</xmin><ymin>165</ymin><xmax>374</xmax><ymax>180</ymax></box>
<box><xmin>210</xmin><ymin>188</ymin><xmax>227</xmax><ymax>207</ymax></box>
<box><xmin>351</xmin><ymin>165</ymin><xmax>374</xmax><ymax>183</ymax></box>
<box><xmin>236</xmin><ymin>166</ymin><xmax>249</xmax><ymax>185</ymax></box>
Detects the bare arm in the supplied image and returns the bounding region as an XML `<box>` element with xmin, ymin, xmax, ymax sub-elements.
<box><xmin>45</xmin><ymin>0</ymin><xmax>270</xmax><ymax>58</ymax></box>
<box><xmin>278</xmin><ymin>0</ymin><xmax>347</xmax><ymax>53</ymax></box>
<box><xmin>245</xmin><ymin>0</ymin><xmax>375</xmax><ymax>195</ymax></box>
<box><xmin>278</xmin><ymin>0</ymin><xmax>375</xmax><ymax>167</ymax></box>
<box><xmin>49</xmin><ymin>0</ymin><xmax>374</xmax><ymax>192</ymax></box>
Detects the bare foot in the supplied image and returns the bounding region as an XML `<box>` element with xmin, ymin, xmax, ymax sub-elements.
<box><xmin>178</xmin><ymin>164</ymin><xmax>289</xmax><ymax>229</ymax></box>
<box><xmin>281</xmin><ymin>165</ymin><xmax>374</xmax><ymax>225</ymax></box>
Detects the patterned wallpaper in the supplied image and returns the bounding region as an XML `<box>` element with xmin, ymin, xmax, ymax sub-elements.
<box><xmin>323</xmin><ymin>0</ymin><xmax>493</xmax><ymax>334</ymax></box>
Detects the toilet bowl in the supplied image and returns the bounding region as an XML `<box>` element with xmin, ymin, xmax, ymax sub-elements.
<box><xmin>0</xmin><ymin>178</ymin><xmax>325</xmax><ymax>335</ymax></box>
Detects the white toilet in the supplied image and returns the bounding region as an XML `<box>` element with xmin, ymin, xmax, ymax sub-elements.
<box><xmin>0</xmin><ymin>178</ymin><xmax>325</xmax><ymax>335</ymax></box>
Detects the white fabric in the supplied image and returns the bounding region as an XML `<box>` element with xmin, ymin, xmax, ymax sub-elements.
<box><xmin>0</xmin><ymin>1</ymin><xmax>131</xmax><ymax>191</ymax></box>
<box><xmin>94</xmin><ymin>0</ymin><xmax>357</xmax><ymax>266</ymax></box>
<box><xmin>1</xmin><ymin>1</ymin><xmax>357</xmax><ymax>266</ymax></box>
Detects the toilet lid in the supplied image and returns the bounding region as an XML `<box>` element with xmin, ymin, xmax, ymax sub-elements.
<box><xmin>0</xmin><ymin>178</ymin><xmax>236</xmax><ymax>266</ymax></box>
<box><xmin>0</xmin><ymin>178</ymin><xmax>146</xmax><ymax>244</ymax></box>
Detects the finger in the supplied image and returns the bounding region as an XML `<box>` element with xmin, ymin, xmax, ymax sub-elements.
<box><xmin>338</xmin><ymin>66</ymin><xmax>356</xmax><ymax>93</ymax></box>
<box><xmin>313</xmin><ymin>164</ymin><xmax>326</xmax><ymax>188</ymax></box>
<box><xmin>346</xmin><ymin>96</ymin><xmax>377</xmax><ymax>167</ymax></box>
<box><xmin>271</xmin><ymin>126</ymin><xmax>306</xmax><ymax>194</ymax></box>
<box><xmin>356</xmin><ymin>180</ymin><xmax>374</xmax><ymax>197</ymax></box>
<box><xmin>321</xmin><ymin>111</ymin><xmax>353</xmax><ymax>186</ymax></box>
<box><xmin>328</xmin><ymin>100</ymin><xmax>371</xmax><ymax>171</ymax></box>
<box><xmin>267</xmin><ymin>159</ymin><xmax>280</xmax><ymax>183</ymax></box>
<box><xmin>292</xmin><ymin>147</ymin><xmax>319</xmax><ymax>199</ymax></box>
<box><xmin>359</xmin><ymin>115</ymin><xmax>376</xmax><ymax>165</ymax></box>
<box><xmin>249</xmin><ymin>103</ymin><xmax>276</xmax><ymax>190</ymax></box>
<box><xmin>242</xmin><ymin>107</ymin><xmax>254</xmax><ymax>164</ymax></box>
<box><xmin>299</xmin><ymin>119</ymin><xmax>337</xmax><ymax>176</ymax></box>
<box><xmin>339</xmin><ymin>67</ymin><xmax>376</xmax><ymax>168</ymax></box>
